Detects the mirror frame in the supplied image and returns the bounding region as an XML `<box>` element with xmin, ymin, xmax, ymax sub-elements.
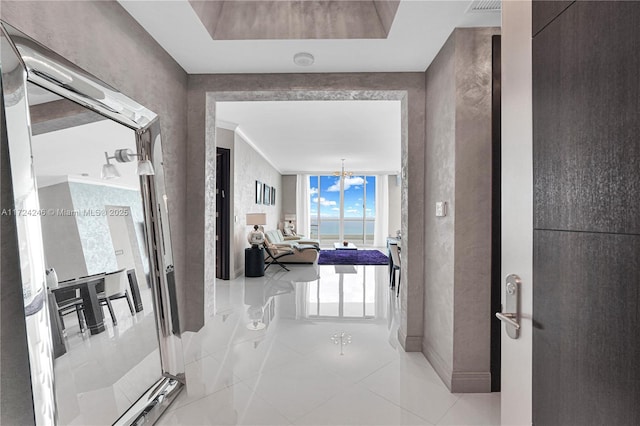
<box><xmin>0</xmin><ymin>21</ymin><xmax>184</xmax><ymax>425</ymax></box>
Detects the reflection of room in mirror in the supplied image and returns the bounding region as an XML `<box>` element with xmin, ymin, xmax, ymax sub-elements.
<box><xmin>27</xmin><ymin>82</ymin><xmax>162</xmax><ymax>425</ymax></box>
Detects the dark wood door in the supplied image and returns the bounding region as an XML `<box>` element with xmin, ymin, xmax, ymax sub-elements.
<box><xmin>532</xmin><ymin>2</ymin><xmax>640</xmax><ymax>424</ymax></box>
<box><xmin>216</xmin><ymin>148</ymin><xmax>230</xmax><ymax>280</ymax></box>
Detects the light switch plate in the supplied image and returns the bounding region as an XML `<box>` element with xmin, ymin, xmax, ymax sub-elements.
<box><xmin>435</xmin><ymin>201</ymin><xmax>447</xmax><ymax>217</ymax></box>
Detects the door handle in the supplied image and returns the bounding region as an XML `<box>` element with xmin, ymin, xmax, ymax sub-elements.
<box><xmin>496</xmin><ymin>274</ymin><xmax>521</xmax><ymax>339</ymax></box>
<box><xmin>495</xmin><ymin>312</ymin><xmax>520</xmax><ymax>330</ymax></box>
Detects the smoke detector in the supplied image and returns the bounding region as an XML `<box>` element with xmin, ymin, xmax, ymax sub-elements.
<box><xmin>293</xmin><ymin>52</ymin><xmax>315</xmax><ymax>67</ymax></box>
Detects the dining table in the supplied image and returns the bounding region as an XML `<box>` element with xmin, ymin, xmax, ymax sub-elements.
<box><xmin>52</xmin><ymin>274</ymin><xmax>106</xmax><ymax>335</ymax></box>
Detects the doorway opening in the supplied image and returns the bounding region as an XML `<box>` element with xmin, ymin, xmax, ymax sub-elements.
<box><xmin>206</xmin><ymin>89</ymin><xmax>409</xmax><ymax>336</ymax></box>
<box><xmin>216</xmin><ymin>147</ymin><xmax>231</xmax><ymax>280</ymax></box>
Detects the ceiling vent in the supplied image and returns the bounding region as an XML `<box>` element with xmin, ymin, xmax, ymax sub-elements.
<box><xmin>466</xmin><ymin>0</ymin><xmax>501</xmax><ymax>13</ymax></box>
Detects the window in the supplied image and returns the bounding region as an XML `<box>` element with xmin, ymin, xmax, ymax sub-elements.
<box><xmin>309</xmin><ymin>175</ymin><xmax>376</xmax><ymax>244</ymax></box>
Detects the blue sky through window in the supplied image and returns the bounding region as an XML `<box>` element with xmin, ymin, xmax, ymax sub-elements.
<box><xmin>310</xmin><ymin>175</ymin><xmax>375</xmax><ymax>218</ymax></box>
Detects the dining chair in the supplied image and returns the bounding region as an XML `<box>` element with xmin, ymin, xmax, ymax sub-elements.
<box><xmin>389</xmin><ymin>243</ymin><xmax>401</xmax><ymax>297</ymax></box>
<box><xmin>98</xmin><ymin>268</ymin><xmax>134</xmax><ymax>325</ymax></box>
<box><xmin>54</xmin><ymin>288</ymin><xmax>86</xmax><ymax>332</ymax></box>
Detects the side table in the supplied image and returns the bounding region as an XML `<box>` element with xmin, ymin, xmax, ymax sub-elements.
<box><xmin>245</xmin><ymin>246</ymin><xmax>265</xmax><ymax>277</ymax></box>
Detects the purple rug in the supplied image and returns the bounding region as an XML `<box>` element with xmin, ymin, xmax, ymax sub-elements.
<box><xmin>318</xmin><ymin>250</ymin><xmax>389</xmax><ymax>266</ymax></box>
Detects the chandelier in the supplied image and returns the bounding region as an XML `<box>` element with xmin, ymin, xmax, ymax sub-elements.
<box><xmin>333</xmin><ymin>158</ymin><xmax>353</xmax><ymax>178</ymax></box>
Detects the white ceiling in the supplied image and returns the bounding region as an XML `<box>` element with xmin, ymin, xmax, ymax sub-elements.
<box><xmin>118</xmin><ymin>0</ymin><xmax>500</xmax><ymax>74</ymax></box>
<box><xmin>116</xmin><ymin>1</ymin><xmax>498</xmax><ymax>175</ymax></box>
<box><xmin>32</xmin><ymin>119</ymin><xmax>140</xmax><ymax>190</ymax></box>
<box><xmin>28</xmin><ymin>83</ymin><xmax>63</xmax><ymax>105</ymax></box>
<box><xmin>217</xmin><ymin>100</ymin><xmax>401</xmax><ymax>174</ymax></box>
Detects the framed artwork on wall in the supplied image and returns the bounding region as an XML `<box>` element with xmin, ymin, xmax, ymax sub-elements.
<box><xmin>271</xmin><ymin>187</ymin><xmax>276</xmax><ymax>205</ymax></box>
<box><xmin>255</xmin><ymin>180</ymin><xmax>262</xmax><ymax>204</ymax></box>
<box><xmin>263</xmin><ymin>184</ymin><xmax>271</xmax><ymax>206</ymax></box>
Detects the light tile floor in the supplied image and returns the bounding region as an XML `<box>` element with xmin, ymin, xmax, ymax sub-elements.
<box><xmin>54</xmin><ymin>286</ymin><xmax>161</xmax><ymax>425</ymax></box>
<box><xmin>157</xmin><ymin>264</ymin><xmax>500</xmax><ymax>426</ymax></box>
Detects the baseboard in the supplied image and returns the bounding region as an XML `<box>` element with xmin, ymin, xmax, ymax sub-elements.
<box><xmin>233</xmin><ymin>267</ymin><xmax>243</xmax><ymax>279</ymax></box>
<box><xmin>422</xmin><ymin>342</ymin><xmax>492</xmax><ymax>393</ymax></box>
<box><xmin>397</xmin><ymin>328</ymin><xmax>422</xmax><ymax>352</ymax></box>
<box><xmin>451</xmin><ymin>371</ymin><xmax>492</xmax><ymax>393</ymax></box>
<box><xmin>422</xmin><ymin>343</ymin><xmax>453</xmax><ymax>389</ymax></box>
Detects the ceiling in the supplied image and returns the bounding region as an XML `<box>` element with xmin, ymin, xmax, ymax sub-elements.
<box><xmin>27</xmin><ymin>83</ymin><xmax>62</xmax><ymax>105</ymax></box>
<box><xmin>31</xmin><ymin>119</ymin><xmax>140</xmax><ymax>190</ymax></box>
<box><xmin>216</xmin><ymin>100</ymin><xmax>401</xmax><ymax>174</ymax></box>
<box><xmin>117</xmin><ymin>1</ymin><xmax>499</xmax><ymax>175</ymax></box>
<box><xmin>118</xmin><ymin>0</ymin><xmax>500</xmax><ymax>74</ymax></box>
<box><xmin>26</xmin><ymin>83</ymin><xmax>140</xmax><ymax>190</ymax></box>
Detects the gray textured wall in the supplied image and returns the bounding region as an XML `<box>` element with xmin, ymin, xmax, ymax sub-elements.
<box><xmin>423</xmin><ymin>31</ymin><xmax>457</xmax><ymax>382</ymax></box>
<box><xmin>232</xmin><ymin>132</ymin><xmax>282</xmax><ymax>278</ymax></box>
<box><xmin>452</xmin><ymin>28</ymin><xmax>497</xmax><ymax>390</ymax></box>
<box><xmin>187</xmin><ymin>74</ymin><xmax>425</xmax><ymax>350</ymax></box>
<box><xmin>387</xmin><ymin>175</ymin><xmax>402</xmax><ymax>237</ymax></box>
<box><xmin>0</xmin><ymin>0</ymin><xmax>190</xmax><ymax>326</ymax></box>
<box><xmin>29</xmin><ymin>99</ymin><xmax>105</xmax><ymax>135</ymax></box>
<box><xmin>423</xmin><ymin>27</ymin><xmax>499</xmax><ymax>393</ymax></box>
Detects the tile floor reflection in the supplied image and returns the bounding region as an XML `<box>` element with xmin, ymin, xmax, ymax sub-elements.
<box><xmin>54</xmin><ymin>286</ymin><xmax>161</xmax><ymax>425</ymax></box>
<box><xmin>158</xmin><ymin>264</ymin><xmax>500</xmax><ymax>426</ymax></box>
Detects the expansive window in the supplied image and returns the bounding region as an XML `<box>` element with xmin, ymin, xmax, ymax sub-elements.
<box><xmin>309</xmin><ymin>175</ymin><xmax>376</xmax><ymax>245</ymax></box>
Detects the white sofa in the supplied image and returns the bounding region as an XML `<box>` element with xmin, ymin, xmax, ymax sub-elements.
<box><xmin>264</xmin><ymin>230</ymin><xmax>320</xmax><ymax>264</ymax></box>
<box><xmin>264</xmin><ymin>230</ymin><xmax>320</xmax><ymax>248</ymax></box>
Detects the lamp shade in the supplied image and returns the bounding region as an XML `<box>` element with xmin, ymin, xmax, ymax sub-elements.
<box><xmin>137</xmin><ymin>159</ymin><xmax>155</xmax><ymax>176</ymax></box>
<box><xmin>246</xmin><ymin>213</ymin><xmax>266</xmax><ymax>226</ymax></box>
<box><xmin>101</xmin><ymin>163</ymin><xmax>120</xmax><ymax>179</ymax></box>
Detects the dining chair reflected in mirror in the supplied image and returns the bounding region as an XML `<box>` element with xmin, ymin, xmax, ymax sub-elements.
<box><xmin>389</xmin><ymin>243</ymin><xmax>401</xmax><ymax>297</ymax></box>
<box><xmin>98</xmin><ymin>268</ymin><xmax>135</xmax><ymax>325</ymax></box>
<box><xmin>55</xmin><ymin>289</ymin><xmax>86</xmax><ymax>333</ymax></box>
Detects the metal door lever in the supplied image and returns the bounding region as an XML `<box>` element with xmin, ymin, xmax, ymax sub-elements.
<box><xmin>495</xmin><ymin>312</ymin><xmax>520</xmax><ymax>330</ymax></box>
<box><xmin>496</xmin><ymin>274</ymin><xmax>521</xmax><ymax>339</ymax></box>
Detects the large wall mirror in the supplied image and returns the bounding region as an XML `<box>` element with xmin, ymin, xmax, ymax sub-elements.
<box><xmin>0</xmin><ymin>22</ymin><xmax>184</xmax><ymax>425</ymax></box>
